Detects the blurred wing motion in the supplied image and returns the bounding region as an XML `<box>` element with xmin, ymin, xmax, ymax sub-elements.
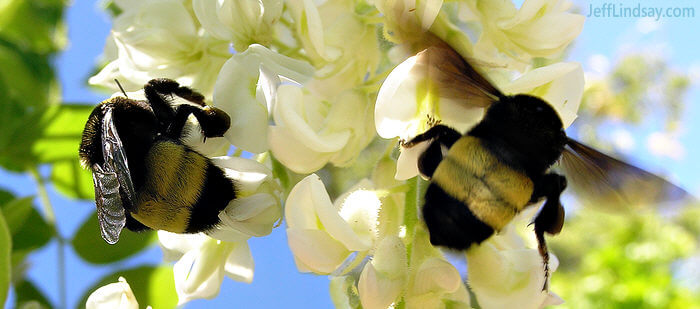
<box><xmin>90</xmin><ymin>107</ymin><xmax>135</xmax><ymax>244</ymax></box>
<box><xmin>415</xmin><ymin>43</ymin><xmax>503</xmax><ymax>108</ymax></box>
<box><xmin>559</xmin><ymin>138</ymin><xmax>691</xmax><ymax>211</ymax></box>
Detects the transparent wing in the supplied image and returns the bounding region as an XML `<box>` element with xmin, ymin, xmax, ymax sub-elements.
<box><xmin>101</xmin><ymin>107</ymin><xmax>136</xmax><ymax>205</ymax></box>
<box><xmin>91</xmin><ymin>163</ymin><xmax>126</xmax><ymax>244</ymax></box>
<box><xmin>89</xmin><ymin>107</ymin><xmax>136</xmax><ymax>244</ymax></box>
<box><xmin>415</xmin><ymin>42</ymin><xmax>503</xmax><ymax>108</ymax></box>
<box><xmin>558</xmin><ymin>138</ymin><xmax>691</xmax><ymax>212</ymax></box>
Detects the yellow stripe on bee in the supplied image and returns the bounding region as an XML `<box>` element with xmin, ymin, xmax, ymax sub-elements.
<box><xmin>432</xmin><ymin>136</ymin><xmax>534</xmax><ymax>230</ymax></box>
<box><xmin>132</xmin><ymin>141</ymin><xmax>208</xmax><ymax>233</ymax></box>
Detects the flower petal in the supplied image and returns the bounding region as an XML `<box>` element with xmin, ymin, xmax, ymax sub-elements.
<box><xmin>214</xmin><ymin>45</ymin><xmax>314</xmax><ymax>153</ymax></box>
<box><xmin>224</xmin><ymin>242</ymin><xmax>255</xmax><ymax>283</ymax></box>
<box><xmin>287</xmin><ymin>228</ymin><xmax>351</xmax><ymax>274</ymax></box>
<box><xmin>86</xmin><ymin>277</ymin><xmax>139</xmax><ymax>309</ymax></box>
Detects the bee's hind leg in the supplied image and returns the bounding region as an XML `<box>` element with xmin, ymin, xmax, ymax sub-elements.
<box><xmin>530</xmin><ymin>173</ymin><xmax>567</xmax><ymax>291</ymax></box>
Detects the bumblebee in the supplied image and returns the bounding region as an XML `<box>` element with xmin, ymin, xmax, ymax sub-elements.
<box><xmin>79</xmin><ymin>78</ymin><xmax>234</xmax><ymax>244</ymax></box>
<box><xmin>401</xmin><ymin>44</ymin><xmax>689</xmax><ymax>289</ymax></box>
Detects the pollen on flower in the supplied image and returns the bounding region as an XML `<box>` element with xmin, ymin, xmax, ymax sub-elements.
<box><xmin>339</xmin><ymin>190</ymin><xmax>381</xmax><ymax>237</ymax></box>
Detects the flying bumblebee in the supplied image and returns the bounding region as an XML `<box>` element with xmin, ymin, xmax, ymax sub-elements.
<box><xmin>399</xmin><ymin>42</ymin><xmax>690</xmax><ymax>289</ymax></box>
<box><xmin>79</xmin><ymin>78</ymin><xmax>234</xmax><ymax>244</ymax></box>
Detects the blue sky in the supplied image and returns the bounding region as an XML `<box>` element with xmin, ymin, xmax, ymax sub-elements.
<box><xmin>2</xmin><ymin>0</ymin><xmax>699</xmax><ymax>308</ymax></box>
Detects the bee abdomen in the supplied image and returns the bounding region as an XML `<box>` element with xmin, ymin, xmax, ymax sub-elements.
<box><xmin>185</xmin><ymin>163</ymin><xmax>236</xmax><ymax>233</ymax></box>
<box><xmin>423</xmin><ymin>183</ymin><xmax>494</xmax><ymax>250</ymax></box>
<box><xmin>432</xmin><ymin>137</ymin><xmax>534</xmax><ymax>231</ymax></box>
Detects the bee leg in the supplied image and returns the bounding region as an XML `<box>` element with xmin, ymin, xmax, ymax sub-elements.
<box><xmin>164</xmin><ymin>104</ymin><xmax>231</xmax><ymax>139</ymax></box>
<box><xmin>144</xmin><ymin>79</ymin><xmax>209</xmax><ymax>131</ymax></box>
<box><xmin>402</xmin><ymin>125</ymin><xmax>461</xmax><ymax>148</ymax></box>
<box><xmin>404</xmin><ymin>125</ymin><xmax>461</xmax><ymax>178</ymax></box>
<box><xmin>531</xmin><ymin>173</ymin><xmax>567</xmax><ymax>291</ymax></box>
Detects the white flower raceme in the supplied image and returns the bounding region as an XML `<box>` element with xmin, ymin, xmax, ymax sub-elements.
<box><xmin>86</xmin><ymin>277</ymin><xmax>140</xmax><ymax>309</ymax></box>
<box><xmin>268</xmin><ymin>86</ymin><xmax>375</xmax><ymax>173</ymax></box>
<box><xmin>213</xmin><ymin>44</ymin><xmax>314</xmax><ymax>153</ymax></box>
<box><xmin>285</xmin><ymin>175</ymin><xmax>381</xmax><ymax>274</ymax></box>
<box><xmin>377</xmin><ymin>49</ymin><xmax>584</xmax><ymax>179</ymax></box>
<box><xmin>459</xmin><ymin>0</ymin><xmax>584</xmax><ymax>68</ymax></box>
<box><xmin>159</xmin><ymin>232</ymin><xmax>254</xmax><ymax>305</ymax></box>
<box><xmin>192</xmin><ymin>0</ymin><xmax>283</xmax><ymax>51</ymax></box>
<box><xmin>89</xmin><ymin>0</ymin><xmax>230</xmax><ymax>96</ymax></box>
<box><xmin>466</xmin><ymin>221</ymin><xmax>563</xmax><ymax>309</ymax></box>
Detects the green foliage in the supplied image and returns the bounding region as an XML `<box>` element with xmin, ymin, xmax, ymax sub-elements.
<box><xmin>0</xmin><ymin>208</ymin><xmax>11</xmax><ymax>306</ymax></box>
<box><xmin>0</xmin><ymin>196</ymin><xmax>54</xmax><ymax>268</ymax></box>
<box><xmin>72</xmin><ymin>212</ymin><xmax>156</xmax><ymax>264</ymax></box>
<box><xmin>13</xmin><ymin>280</ymin><xmax>52</xmax><ymax>309</ymax></box>
<box><xmin>32</xmin><ymin>104</ymin><xmax>96</xmax><ymax>199</ymax></box>
<box><xmin>550</xmin><ymin>209</ymin><xmax>700</xmax><ymax>308</ymax></box>
<box><xmin>79</xmin><ymin>266</ymin><xmax>178</xmax><ymax>308</ymax></box>
<box><xmin>0</xmin><ymin>0</ymin><xmax>67</xmax><ymax>53</ymax></box>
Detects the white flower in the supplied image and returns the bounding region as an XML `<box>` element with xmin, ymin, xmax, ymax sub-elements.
<box><xmin>375</xmin><ymin>49</ymin><xmax>485</xmax><ymax>142</ymax></box>
<box><xmin>358</xmin><ymin>236</ymin><xmax>408</xmax><ymax>309</ymax></box>
<box><xmin>86</xmin><ymin>277</ymin><xmax>139</xmax><ymax>309</ymax></box>
<box><xmin>89</xmin><ymin>0</ymin><xmax>230</xmax><ymax>96</ymax></box>
<box><xmin>192</xmin><ymin>0</ymin><xmax>283</xmax><ymax>51</ymax></box>
<box><xmin>268</xmin><ymin>86</ymin><xmax>375</xmax><ymax>173</ymax></box>
<box><xmin>466</xmin><ymin>222</ymin><xmax>562</xmax><ymax>309</ymax></box>
<box><xmin>159</xmin><ymin>232</ymin><xmax>254</xmax><ymax>305</ymax></box>
<box><xmin>460</xmin><ymin>0</ymin><xmax>584</xmax><ymax>67</ymax></box>
<box><xmin>212</xmin><ymin>44</ymin><xmax>314</xmax><ymax>153</ymax></box>
<box><xmin>285</xmin><ymin>175</ymin><xmax>381</xmax><ymax>274</ymax></box>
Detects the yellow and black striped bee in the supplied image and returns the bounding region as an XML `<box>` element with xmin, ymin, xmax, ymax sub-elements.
<box><xmin>401</xmin><ymin>42</ymin><xmax>690</xmax><ymax>289</ymax></box>
<box><xmin>79</xmin><ymin>78</ymin><xmax>234</xmax><ymax>244</ymax></box>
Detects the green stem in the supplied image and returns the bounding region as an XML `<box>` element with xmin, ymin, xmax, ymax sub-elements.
<box><xmin>31</xmin><ymin>169</ymin><xmax>66</xmax><ymax>309</ymax></box>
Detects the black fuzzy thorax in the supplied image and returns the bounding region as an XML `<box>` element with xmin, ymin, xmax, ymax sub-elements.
<box><xmin>468</xmin><ymin>94</ymin><xmax>567</xmax><ymax>178</ymax></box>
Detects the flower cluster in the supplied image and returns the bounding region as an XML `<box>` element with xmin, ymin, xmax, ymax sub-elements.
<box><xmin>90</xmin><ymin>0</ymin><xmax>585</xmax><ymax>307</ymax></box>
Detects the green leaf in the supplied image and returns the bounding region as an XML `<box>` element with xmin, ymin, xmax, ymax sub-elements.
<box><xmin>79</xmin><ymin>265</ymin><xmax>177</xmax><ymax>309</ymax></box>
<box><xmin>0</xmin><ymin>196</ymin><xmax>53</xmax><ymax>270</ymax></box>
<box><xmin>32</xmin><ymin>104</ymin><xmax>94</xmax><ymax>163</ymax></box>
<box><xmin>0</xmin><ymin>0</ymin><xmax>67</xmax><ymax>54</ymax></box>
<box><xmin>10</xmin><ymin>205</ymin><xmax>53</xmax><ymax>254</ymax></box>
<box><xmin>71</xmin><ymin>212</ymin><xmax>155</xmax><ymax>264</ymax></box>
<box><xmin>50</xmin><ymin>156</ymin><xmax>95</xmax><ymax>200</ymax></box>
<box><xmin>0</xmin><ymin>39</ymin><xmax>59</xmax><ymax>171</ymax></box>
<box><xmin>0</xmin><ymin>189</ymin><xmax>14</xmax><ymax>205</ymax></box>
<box><xmin>29</xmin><ymin>104</ymin><xmax>97</xmax><ymax>199</ymax></box>
<box><xmin>0</xmin><ymin>210</ymin><xmax>11</xmax><ymax>306</ymax></box>
<box><xmin>0</xmin><ymin>197</ymin><xmax>34</xmax><ymax>235</ymax></box>
<box><xmin>13</xmin><ymin>280</ymin><xmax>52</xmax><ymax>309</ymax></box>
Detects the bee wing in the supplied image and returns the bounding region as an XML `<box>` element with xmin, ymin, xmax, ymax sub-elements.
<box><xmin>101</xmin><ymin>107</ymin><xmax>136</xmax><ymax>205</ymax></box>
<box><xmin>91</xmin><ymin>163</ymin><xmax>126</xmax><ymax>244</ymax></box>
<box><xmin>89</xmin><ymin>107</ymin><xmax>136</xmax><ymax>244</ymax></box>
<box><xmin>558</xmin><ymin>138</ymin><xmax>691</xmax><ymax>211</ymax></box>
<box><xmin>416</xmin><ymin>43</ymin><xmax>503</xmax><ymax>108</ymax></box>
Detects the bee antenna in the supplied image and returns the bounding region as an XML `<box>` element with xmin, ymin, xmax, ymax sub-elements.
<box><xmin>114</xmin><ymin>79</ymin><xmax>128</xmax><ymax>98</ymax></box>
